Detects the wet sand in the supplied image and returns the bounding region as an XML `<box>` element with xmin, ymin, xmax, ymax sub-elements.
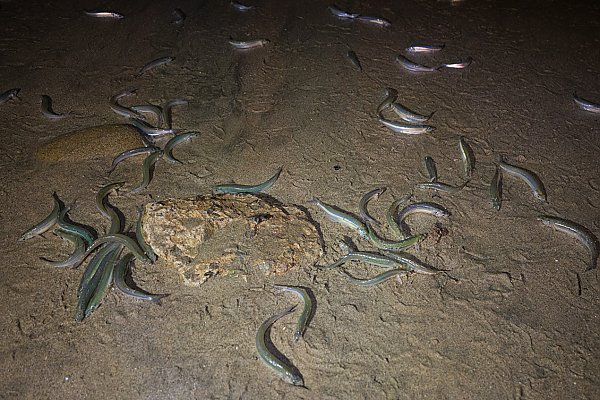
<box><xmin>1</xmin><ymin>0</ymin><xmax>599</xmax><ymax>399</ymax></box>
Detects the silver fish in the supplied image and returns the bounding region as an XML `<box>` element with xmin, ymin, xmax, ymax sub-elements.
<box><xmin>396</xmin><ymin>54</ymin><xmax>438</xmax><ymax>72</ymax></box>
<box><xmin>213</xmin><ymin>167</ymin><xmax>282</xmax><ymax>194</ymax></box>
<box><xmin>130</xmin><ymin>151</ymin><xmax>163</xmax><ymax>194</ymax></box>
<box><xmin>359</xmin><ymin>187</ymin><xmax>386</xmax><ymax>226</ymax></box>
<box><xmin>377</xmin><ymin>88</ymin><xmax>398</xmax><ymax>116</ymax></box>
<box><xmin>343</xmin><ymin>269</ymin><xmax>407</xmax><ymax>286</ymax></box>
<box><xmin>416</xmin><ymin>181</ymin><xmax>468</xmax><ymax>194</ymax></box>
<box><xmin>229</xmin><ymin>38</ymin><xmax>269</xmax><ymax>49</ymax></box>
<box><xmin>41</xmin><ymin>229</ymin><xmax>87</xmax><ymax>269</ymax></box>
<box><xmin>84</xmin><ymin>10</ymin><xmax>124</xmax><ymax>19</ymax></box>
<box><xmin>378</xmin><ymin>117</ymin><xmax>435</xmax><ymax>134</ymax></box>
<box><xmin>110</xmin><ymin>89</ymin><xmax>143</xmax><ymax>119</ymax></box>
<box><xmin>163</xmin><ymin>98</ymin><xmax>188</xmax><ymax>129</ymax></box>
<box><xmin>405</xmin><ymin>44</ymin><xmax>445</xmax><ymax>53</ymax></box>
<box><xmin>499</xmin><ymin>159</ymin><xmax>546</xmax><ymax>202</ymax></box>
<box><xmin>440</xmin><ymin>57</ymin><xmax>473</xmax><ymax>69</ymax></box>
<box><xmin>382</xmin><ymin>251</ymin><xmax>440</xmax><ymax>275</ymax></box>
<box><xmin>138</xmin><ymin>57</ymin><xmax>175</xmax><ymax>76</ymax></box>
<box><xmin>573</xmin><ymin>93</ymin><xmax>600</xmax><ymax>113</ymax></box>
<box><xmin>396</xmin><ymin>202</ymin><xmax>450</xmax><ymax>237</ymax></box>
<box><xmin>108</xmin><ymin>146</ymin><xmax>160</xmax><ymax>174</ymax></box>
<box><xmin>310</xmin><ymin>198</ymin><xmax>368</xmax><ymax>238</ymax></box>
<box><xmin>163</xmin><ymin>132</ymin><xmax>198</xmax><ymax>163</ymax></box>
<box><xmin>458</xmin><ymin>136</ymin><xmax>475</xmax><ymax>179</ymax></box>
<box><xmin>129</xmin><ymin>118</ymin><xmax>178</xmax><ymax>137</ymax></box>
<box><xmin>328</xmin><ymin>5</ymin><xmax>359</xmax><ymax>19</ymax></box>
<box><xmin>538</xmin><ymin>215</ymin><xmax>599</xmax><ymax>271</ymax></box>
<box><xmin>113</xmin><ymin>253</ymin><xmax>167</xmax><ymax>301</ymax></box>
<box><xmin>356</xmin><ymin>15</ymin><xmax>391</xmax><ymax>27</ymax></box>
<box><xmin>231</xmin><ymin>1</ymin><xmax>255</xmax><ymax>12</ymax></box>
<box><xmin>390</xmin><ymin>102</ymin><xmax>433</xmax><ymax>123</ymax></box>
<box><xmin>19</xmin><ymin>193</ymin><xmax>61</xmax><ymax>241</ymax></box>
<box><xmin>273</xmin><ymin>285</ymin><xmax>313</xmax><ymax>342</ymax></box>
<box><xmin>130</xmin><ymin>104</ymin><xmax>164</xmax><ymax>127</ymax></box>
<box><xmin>256</xmin><ymin>306</ymin><xmax>304</xmax><ymax>386</ymax></box>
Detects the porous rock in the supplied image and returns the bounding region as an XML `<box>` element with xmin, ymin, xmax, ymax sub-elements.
<box><xmin>142</xmin><ymin>194</ymin><xmax>323</xmax><ymax>286</ymax></box>
<box><xmin>36</xmin><ymin>124</ymin><xmax>144</xmax><ymax>162</ymax></box>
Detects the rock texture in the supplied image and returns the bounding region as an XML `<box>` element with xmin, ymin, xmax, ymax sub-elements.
<box><xmin>142</xmin><ymin>194</ymin><xmax>323</xmax><ymax>286</ymax></box>
<box><xmin>35</xmin><ymin>124</ymin><xmax>144</xmax><ymax>162</ymax></box>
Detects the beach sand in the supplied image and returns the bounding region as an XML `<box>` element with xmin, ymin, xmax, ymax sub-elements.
<box><xmin>0</xmin><ymin>0</ymin><xmax>599</xmax><ymax>398</ymax></box>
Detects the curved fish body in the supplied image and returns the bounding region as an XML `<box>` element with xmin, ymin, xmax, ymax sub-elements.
<box><xmin>57</xmin><ymin>208</ymin><xmax>95</xmax><ymax>247</ymax></box>
<box><xmin>323</xmin><ymin>251</ymin><xmax>401</xmax><ymax>269</ymax></box>
<box><xmin>130</xmin><ymin>104</ymin><xmax>164</xmax><ymax>127</ymax></box>
<box><xmin>110</xmin><ymin>89</ymin><xmax>143</xmax><ymax>119</ymax></box>
<box><xmin>377</xmin><ymin>87</ymin><xmax>398</xmax><ymax>116</ymax></box>
<box><xmin>359</xmin><ymin>187</ymin><xmax>386</xmax><ymax>226</ymax></box>
<box><xmin>113</xmin><ymin>253</ymin><xmax>166</xmax><ymax>301</ymax></box>
<box><xmin>499</xmin><ymin>160</ymin><xmax>546</xmax><ymax>202</ymax></box>
<box><xmin>396</xmin><ymin>202</ymin><xmax>450</xmax><ymax>236</ymax></box>
<box><xmin>213</xmin><ymin>167</ymin><xmax>282</xmax><ymax>194</ymax></box>
<box><xmin>96</xmin><ymin>182</ymin><xmax>124</xmax><ymax>234</ymax></box>
<box><xmin>273</xmin><ymin>285</ymin><xmax>313</xmax><ymax>342</ymax></box>
<box><xmin>366</xmin><ymin>226</ymin><xmax>425</xmax><ymax>250</ymax></box>
<box><xmin>164</xmin><ymin>132</ymin><xmax>198</xmax><ymax>163</ymax></box>
<box><xmin>136</xmin><ymin>207</ymin><xmax>157</xmax><ymax>263</ymax></box>
<box><xmin>130</xmin><ymin>151</ymin><xmax>163</xmax><ymax>194</ymax></box>
<box><xmin>379</xmin><ymin>117</ymin><xmax>435</xmax><ymax>134</ymax></box>
<box><xmin>538</xmin><ymin>215</ymin><xmax>599</xmax><ymax>271</ymax></box>
<box><xmin>458</xmin><ymin>136</ymin><xmax>475</xmax><ymax>179</ymax></box>
<box><xmin>42</xmin><ymin>229</ymin><xmax>87</xmax><ymax>268</ymax></box>
<box><xmin>96</xmin><ymin>182</ymin><xmax>124</xmax><ymax>219</ymax></box>
<box><xmin>163</xmin><ymin>98</ymin><xmax>188</xmax><ymax>129</ymax></box>
<box><xmin>129</xmin><ymin>118</ymin><xmax>178</xmax><ymax>137</ymax></box>
<box><xmin>328</xmin><ymin>5</ymin><xmax>359</xmax><ymax>19</ymax></box>
<box><xmin>405</xmin><ymin>44</ymin><xmax>445</xmax><ymax>53</ymax></box>
<box><xmin>356</xmin><ymin>15</ymin><xmax>391</xmax><ymax>27</ymax></box>
<box><xmin>0</xmin><ymin>88</ymin><xmax>20</xmax><ymax>105</ymax></box>
<box><xmin>391</xmin><ymin>102</ymin><xmax>432</xmax><ymax>123</ymax></box>
<box><xmin>396</xmin><ymin>54</ymin><xmax>438</xmax><ymax>72</ymax></box>
<box><xmin>343</xmin><ymin>268</ymin><xmax>408</xmax><ymax>286</ymax></box>
<box><xmin>310</xmin><ymin>198</ymin><xmax>367</xmax><ymax>238</ymax></box>
<box><xmin>256</xmin><ymin>306</ymin><xmax>304</xmax><ymax>386</ymax></box>
<box><xmin>108</xmin><ymin>146</ymin><xmax>160</xmax><ymax>174</ymax></box>
<box><xmin>386</xmin><ymin>193</ymin><xmax>413</xmax><ymax>238</ymax></box>
<box><xmin>40</xmin><ymin>95</ymin><xmax>66</xmax><ymax>119</ymax></box>
<box><xmin>229</xmin><ymin>38</ymin><xmax>269</xmax><ymax>49</ymax></box>
<box><xmin>84</xmin><ymin>234</ymin><xmax>152</xmax><ymax>264</ymax></box>
<box><xmin>573</xmin><ymin>93</ymin><xmax>600</xmax><ymax>113</ymax></box>
<box><xmin>19</xmin><ymin>193</ymin><xmax>61</xmax><ymax>241</ymax></box>
<box><xmin>490</xmin><ymin>165</ymin><xmax>503</xmax><ymax>210</ymax></box>
<box><xmin>138</xmin><ymin>57</ymin><xmax>175</xmax><ymax>76</ymax></box>
<box><xmin>416</xmin><ymin>181</ymin><xmax>468</xmax><ymax>194</ymax></box>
